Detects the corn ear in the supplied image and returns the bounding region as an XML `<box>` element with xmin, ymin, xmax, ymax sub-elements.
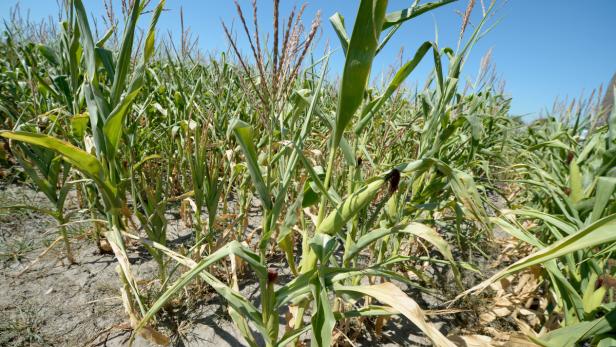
<box><xmin>316</xmin><ymin>177</ymin><xmax>385</xmax><ymax>235</ymax></box>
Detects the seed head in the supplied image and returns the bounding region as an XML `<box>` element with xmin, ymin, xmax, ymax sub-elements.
<box><xmin>459</xmin><ymin>0</ymin><xmax>476</xmax><ymax>41</ymax></box>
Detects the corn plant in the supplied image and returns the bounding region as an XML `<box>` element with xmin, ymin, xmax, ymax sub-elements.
<box><xmin>6</xmin><ymin>130</ymin><xmax>75</xmax><ymax>263</ymax></box>
<box><xmin>1</xmin><ymin>0</ymin><xmax>166</xmax><ymax>336</ymax></box>
<box><xmin>2</xmin><ymin>0</ymin><xmax>615</xmax><ymax>345</ymax></box>
<box><xmin>122</xmin><ymin>1</ymin><xmax>503</xmax><ymax>346</ymax></box>
<box><xmin>457</xmin><ymin>90</ymin><xmax>616</xmax><ymax>346</ymax></box>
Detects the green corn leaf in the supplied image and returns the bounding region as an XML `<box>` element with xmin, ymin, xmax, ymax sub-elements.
<box><xmin>609</xmin><ymin>87</ymin><xmax>616</xmax><ymax>148</ymax></box>
<box><xmin>70</xmin><ymin>113</ymin><xmax>89</xmax><ymax>139</ymax></box>
<box><xmin>310</xmin><ymin>234</ymin><xmax>337</xmax><ymax>262</ymax></box>
<box><xmin>355</xmin><ymin>41</ymin><xmax>433</xmax><ymax>134</ymax></box>
<box><xmin>461</xmin><ymin>213</ymin><xmax>616</xmax><ymax>297</ymax></box>
<box><xmin>275</xmin><ymin>270</ymin><xmax>315</xmax><ymax>307</ymax></box>
<box><xmin>327</xmin><ymin>266</ymin><xmax>426</xmax><ymax>291</ymax></box>
<box><xmin>132</xmin><ymin>154</ymin><xmax>163</xmax><ymax>172</ymax></box>
<box><xmin>52</xmin><ymin>75</ymin><xmax>71</xmax><ymax>101</ymax></box>
<box><xmin>492</xmin><ymin>215</ymin><xmax>544</xmax><ymax>248</ymax></box>
<box><xmin>103</xmin><ymin>0</ymin><xmax>164</xmax><ymax>156</ymax></box>
<box><xmin>447</xmin><ymin>168</ymin><xmax>489</xmax><ymax>224</ymax></box>
<box><xmin>333</xmin><ymin>0</ymin><xmax>388</xmax><ymax>147</ymax></box>
<box><xmin>143</xmin><ymin>1</ymin><xmax>165</xmax><ymax>63</ymax></box>
<box><xmin>0</xmin><ymin>131</ymin><xmax>117</xmax><ymax>205</ymax></box>
<box><xmin>598</xmin><ymin>337</ymin><xmax>616</xmax><ymax>347</ymax></box>
<box><xmin>376</xmin><ymin>23</ymin><xmax>402</xmax><ymax>55</ymax></box>
<box><xmin>577</xmin><ymin>133</ymin><xmax>600</xmax><ymax>164</ymax></box>
<box><xmin>95</xmin><ymin>47</ymin><xmax>115</xmax><ymax>79</ymax></box>
<box><xmin>134</xmin><ymin>241</ymin><xmax>267</xmax><ymax>339</ymax></box>
<box><xmin>329</xmin><ymin>13</ymin><xmax>349</xmax><ymax>55</ymax></box>
<box><xmin>275</xmin><ymin>325</ymin><xmax>312</xmax><ymax>347</ymax></box>
<box><xmin>310</xmin><ymin>271</ymin><xmax>335</xmax><ymax>347</ymax></box>
<box><xmin>11</xmin><ymin>146</ymin><xmax>57</xmax><ymax>204</ymax></box>
<box><xmin>96</xmin><ymin>25</ymin><xmax>115</xmax><ymax>47</ymax></box>
<box><xmin>383</xmin><ymin>0</ymin><xmax>457</xmax><ymax>30</ymax></box>
<box><xmin>228</xmin><ymin>307</ymin><xmax>259</xmax><ymax>347</ymax></box>
<box><xmin>230</xmin><ymin>119</ymin><xmax>272</xmax><ymax>210</ymax></box>
<box><xmin>589</xmin><ymin>177</ymin><xmax>616</xmax><ymax>224</ymax></box>
<box><xmin>110</xmin><ymin>0</ymin><xmax>141</xmax><ymax>106</ymax></box>
<box><xmin>37</xmin><ymin>44</ymin><xmax>59</xmax><ymax>66</ymax></box>
<box><xmin>296</xmin><ymin>155</ymin><xmax>339</xmax><ymax>206</ymax></box>
<box><xmin>527</xmin><ymin>139</ymin><xmax>570</xmax><ymax>152</ymax></box>
<box><xmin>334</xmin><ymin>305</ymin><xmax>397</xmax><ymax>319</ymax></box>
<box><xmin>582</xmin><ymin>273</ymin><xmax>606</xmax><ymax>315</ymax></box>
<box><xmin>506</xmin><ymin>209</ymin><xmax>577</xmax><ymax>235</ymax></box>
<box><xmin>493</xmin><ymin>215</ymin><xmax>586</xmax><ymax>319</ymax></box>
<box><xmin>532</xmin><ymin>308</ymin><xmax>616</xmax><ymax>347</ymax></box>
<box><xmin>73</xmin><ymin>0</ymin><xmax>99</xmax><ymax>86</ymax></box>
<box><xmin>345</xmin><ymin>221</ymin><xmax>461</xmax><ymax>287</ymax></box>
<box><xmin>103</xmin><ymin>88</ymin><xmax>141</xmax><ymax>156</ymax></box>
<box><xmin>345</xmin><ymin>222</ymin><xmax>454</xmax><ymax>264</ymax></box>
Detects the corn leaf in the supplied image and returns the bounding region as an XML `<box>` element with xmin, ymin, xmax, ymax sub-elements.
<box><xmin>329</xmin><ymin>13</ymin><xmax>349</xmax><ymax>55</ymax></box>
<box><xmin>334</xmin><ymin>283</ymin><xmax>455</xmax><ymax>347</ymax></box>
<box><xmin>0</xmin><ymin>131</ymin><xmax>117</xmax><ymax>205</ymax></box>
<box><xmin>333</xmin><ymin>0</ymin><xmax>387</xmax><ymax>147</ymax></box>
<box><xmin>532</xmin><ymin>308</ymin><xmax>616</xmax><ymax>347</ymax></box>
<box><xmin>589</xmin><ymin>177</ymin><xmax>616</xmax><ymax>223</ymax></box>
<box><xmin>383</xmin><ymin>0</ymin><xmax>457</xmax><ymax>30</ymax></box>
<box><xmin>134</xmin><ymin>241</ymin><xmax>267</xmax><ymax>339</ymax></box>
<box><xmin>109</xmin><ymin>0</ymin><xmax>141</xmax><ymax>106</ymax></box>
<box><xmin>461</xmin><ymin>213</ymin><xmax>616</xmax><ymax>296</ymax></box>
<box><xmin>230</xmin><ymin>119</ymin><xmax>272</xmax><ymax>210</ymax></box>
<box><xmin>355</xmin><ymin>41</ymin><xmax>433</xmax><ymax>134</ymax></box>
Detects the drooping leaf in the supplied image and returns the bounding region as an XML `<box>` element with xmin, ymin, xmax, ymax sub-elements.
<box><xmin>383</xmin><ymin>0</ymin><xmax>458</xmax><ymax>30</ymax></box>
<box><xmin>334</xmin><ymin>283</ymin><xmax>455</xmax><ymax>347</ymax></box>
<box><xmin>0</xmin><ymin>131</ymin><xmax>117</xmax><ymax>206</ymax></box>
<box><xmin>329</xmin><ymin>13</ymin><xmax>349</xmax><ymax>55</ymax></box>
<box><xmin>461</xmin><ymin>214</ymin><xmax>616</xmax><ymax>297</ymax></box>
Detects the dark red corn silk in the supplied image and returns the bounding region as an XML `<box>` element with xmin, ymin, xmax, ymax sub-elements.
<box><xmin>267</xmin><ymin>268</ymin><xmax>278</xmax><ymax>283</ymax></box>
<box><xmin>596</xmin><ymin>277</ymin><xmax>604</xmax><ymax>290</ymax></box>
<box><xmin>386</xmin><ymin>168</ymin><xmax>401</xmax><ymax>194</ymax></box>
<box><xmin>566</xmin><ymin>151</ymin><xmax>574</xmax><ymax>164</ymax></box>
<box><xmin>563</xmin><ymin>187</ymin><xmax>571</xmax><ymax>196</ymax></box>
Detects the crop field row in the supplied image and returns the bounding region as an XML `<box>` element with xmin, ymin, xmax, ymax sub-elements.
<box><xmin>0</xmin><ymin>0</ymin><xmax>615</xmax><ymax>346</ymax></box>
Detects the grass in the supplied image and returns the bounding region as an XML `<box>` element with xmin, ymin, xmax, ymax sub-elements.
<box><xmin>0</xmin><ymin>237</ymin><xmax>35</xmax><ymax>263</ymax></box>
<box><xmin>0</xmin><ymin>0</ymin><xmax>615</xmax><ymax>346</ymax></box>
<box><xmin>0</xmin><ymin>303</ymin><xmax>47</xmax><ymax>346</ymax></box>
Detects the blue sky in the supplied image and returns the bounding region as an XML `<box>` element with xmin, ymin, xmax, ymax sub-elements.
<box><xmin>1</xmin><ymin>0</ymin><xmax>615</xmax><ymax>118</ymax></box>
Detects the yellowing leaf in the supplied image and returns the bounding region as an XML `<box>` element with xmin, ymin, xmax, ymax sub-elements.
<box><xmin>335</xmin><ymin>282</ymin><xmax>455</xmax><ymax>347</ymax></box>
